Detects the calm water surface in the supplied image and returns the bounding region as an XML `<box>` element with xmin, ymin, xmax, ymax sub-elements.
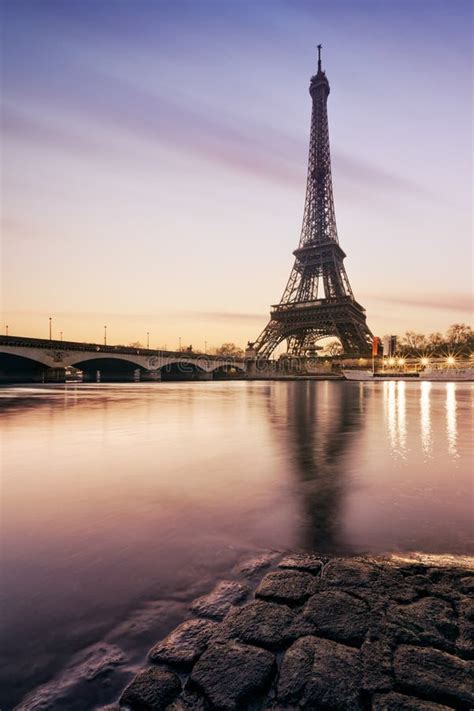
<box><xmin>1</xmin><ymin>381</ymin><xmax>473</xmax><ymax>708</ymax></box>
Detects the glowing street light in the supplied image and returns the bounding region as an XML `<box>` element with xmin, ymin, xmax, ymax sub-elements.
<box><xmin>446</xmin><ymin>356</ymin><xmax>456</xmax><ymax>366</ymax></box>
<box><xmin>388</xmin><ymin>358</ymin><xmax>396</xmax><ymax>366</ymax></box>
<box><xmin>398</xmin><ymin>358</ymin><xmax>405</xmax><ymax>366</ymax></box>
<box><xmin>421</xmin><ymin>357</ymin><xmax>430</xmax><ymax>366</ymax></box>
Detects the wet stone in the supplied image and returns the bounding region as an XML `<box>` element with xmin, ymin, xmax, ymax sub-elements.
<box><xmin>459</xmin><ymin>575</ymin><xmax>474</xmax><ymax>595</ymax></box>
<box><xmin>255</xmin><ymin>569</ymin><xmax>317</xmax><ymax>604</ymax></box>
<box><xmin>302</xmin><ymin>589</ymin><xmax>370</xmax><ymax>646</ymax></box>
<box><xmin>148</xmin><ymin>618</ymin><xmax>217</xmax><ymax>668</ymax></box>
<box><xmin>278</xmin><ymin>636</ymin><xmax>362</xmax><ymax>709</ymax></box>
<box><xmin>234</xmin><ymin>552</ymin><xmax>280</xmax><ymax>577</ymax></box>
<box><xmin>393</xmin><ymin>644</ymin><xmax>474</xmax><ymax>707</ymax></box>
<box><xmin>278</xmin><ymin>554</ymin><xmax>323</xmax><ymax>575</ymax></box>
<box><xmin>387</xmin><ymin>597</ymin><xmax>457</xmax><ymax>651</ymax></box>
<box><xmin>167</xmin><ymin>689</ymin><xmax>208</xmax><ymax>711</ymax></box>
<box><xmin>456</xmin><ymin>597</ymin><xmax>474</xmax><ymax>658</ymax></box>
<box><xmin>323</xmin><ymin>558</ymin><xmax>380</xmax><ymax>588</ymax></box>
<box><xmin>276</xmin><ymin>636</ymin><xmax>316</xmax><ymax>704</ymax></box>
<box><xmin>456</xmin><ymin>619</ymin><xmax>474</xmax><ymax>658</ymax></box>
<box><xmin>120</xmin><ymin>667</ymin><xmax>181</xmax><ymax>711</ymax></box>
<box><xmin>323</xmin><ymin>559</ymin><xmax>417</xmax><ymax>605</ymax></box>
<box><xmin>190</xmin><ymin>640</ymin><xmax>275</xmax><ymax>711</ymax></box>
<box><xmin>220</xmin><ymin>599</ymin><xmax>297</xmax><ymax>649</ymax></box>
<box><xmin>189</xmin><ymin>580</ymin><xmax>249</xmax><ymax>620</ymax></box>
<box><xmin>360</xmin><ymin>636</ymin><xmax>393</xmax><ymax>692</ymax></box>
<box><xmin>372</xmin><ymin>691</ymin><xmax>453</xmax><ymax>710</ymax></box>
<box><xmin>459</xmin><ymin>596</ymin><xmax>474</xmax><ymax>621</ymax></box>
<box><xmin>304</xmin><ymin>639</ymin><xmax>362</xmax><ymax>709</ymax></box>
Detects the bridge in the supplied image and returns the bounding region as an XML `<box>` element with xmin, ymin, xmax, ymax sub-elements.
<box><xmin>0</xmin><ymin>336</ymin><xmax>246</xmax><ymax>383</ymax></box>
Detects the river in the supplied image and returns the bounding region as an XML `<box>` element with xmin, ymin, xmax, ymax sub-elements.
<box><xmin>1</xmin><ymin>380</ymin><xmax>472</xmax><ymax>709</ymax></box>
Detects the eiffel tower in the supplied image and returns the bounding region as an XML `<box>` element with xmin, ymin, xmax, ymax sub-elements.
<box><xmin>251</xmin><ymin>47</ymin><xmax>373</xmax><ymax>358</ymax></box>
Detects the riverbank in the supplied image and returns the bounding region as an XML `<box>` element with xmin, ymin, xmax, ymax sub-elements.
<box><xmin>113</xmin><ymin>552</ymin><xmax>473</xmax><ymax>711</ymax></box>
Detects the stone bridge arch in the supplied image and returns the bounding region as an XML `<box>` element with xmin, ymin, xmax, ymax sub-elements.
<box><xmin>0</xmin><ymin>341</ymin><xmax>246</xmax><ymax>383</ymax></box>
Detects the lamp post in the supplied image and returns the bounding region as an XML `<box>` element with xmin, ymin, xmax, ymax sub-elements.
<box><xmin>5</xmin><ymin>325</ymin><xmax>8</xmax><ymax>336</ymax></box>
<box><xmin>205</xmin><ymin>340</ymin><xmax>207</xmax><ymax>354</ymax></box>
<box><xmin>60</xmin><ymin>331</ymin><xmax>63</xmax><ymax>341</ymax></box>
<box><xmin>147</xmin><ymin>332</ymin><xmax>150</xmax><ymax>349</ymax></box>
<box><xmin>104</xmin><ymin>325</ymin><xmax>107</xmax><ymax>346</ymax></box>
<box><xmin>179</xmin><ymin>337</ymin><xmax>181</xmax><ymax>352</ymax></box>
<box><xmin>49</xmin><ymin>317</ymin><xmax>52</xmax><ymax>341</ymax></box>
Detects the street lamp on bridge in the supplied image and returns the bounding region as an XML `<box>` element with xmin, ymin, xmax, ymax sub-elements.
<box><xmin>147</xmin><ymin>332</ymin><xmax>150</xmax><ymax>349</ymax></box>
<box><xmin>104</xmin><ymin>325</ymin><xmax>107</xmax><ymax>346</ymax></box>
<box><xmin>49</xmin><ymin>317</ymin><xmax>52</xmax><ymax>341</ymax></box>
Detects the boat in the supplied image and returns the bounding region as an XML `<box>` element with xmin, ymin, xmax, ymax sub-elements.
<box><xmin>342</xmin><ymin>370</ymin><xmax>374</xmax><ymax>381</ymax></box>
<box><xmin>419</xmin><ymin>368</ymin><xmax>474</xmax><ymax>381</ymax></box>
<box><xmin>343</xmin><ymin>368</ymin><xmax>474</xmax><ymax>382</ymax></box>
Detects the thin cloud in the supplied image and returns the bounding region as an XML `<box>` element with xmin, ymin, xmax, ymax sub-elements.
<box><xmin>333</xmin><ymin>151</ymin><xmax>434</xmax><ymax>198</ymax></box>
<box><xmin>3</xmin><ymin>308</ymin><xmax>266</xmax><ymax>323</ymax></box>
<box><xmin>366</xmin><ymin>293</ymin><xmax>473</xmax><ymax>313</ymax></box>
<box><xmin>3</xmin><ymin>81</ymin><xmax>432</xmax><ymax>198</ymax></box>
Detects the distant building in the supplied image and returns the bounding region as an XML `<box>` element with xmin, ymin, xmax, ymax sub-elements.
<box><xmin>383</xmin><ymin>336</ymin><xmax>397</xmax><ymax>357</ymax></box>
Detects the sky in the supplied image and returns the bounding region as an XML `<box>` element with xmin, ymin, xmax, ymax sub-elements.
<box><xmin>1</xmin><ymin>0</ymin><xmax>472</xmax><ymax>351</ymax></box>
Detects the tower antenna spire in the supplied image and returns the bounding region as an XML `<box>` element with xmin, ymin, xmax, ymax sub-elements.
<box><xmin>317</xmin><ymin>44</ymin><xmax>322</xmax><ymax>72</ymax></box>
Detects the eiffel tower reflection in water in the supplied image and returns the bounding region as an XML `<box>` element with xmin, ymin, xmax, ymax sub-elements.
<box><xmin>266</xmin><ymin>381</ymin><xmax>363</xmax><ymax>552</ymax></box>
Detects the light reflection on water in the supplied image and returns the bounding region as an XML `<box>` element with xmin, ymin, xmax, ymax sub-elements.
<box><xmin>446</xmin><ymin>382</ymin><xmax>458</xmax><ymax>457</ymax></box>
<box><xmin>385</xmin><ymin>381</ymin><xmax>408</xmax><ymax>457</ymax></box>
<box><xmin>420</xmin><ymin>381</ymin><xmax>432</xmax><ymax>457</ymax></box>
<box><xmin>0</xmin><ymin>380</ymin><xmax>472</xmax><ymax>708</ymax></box>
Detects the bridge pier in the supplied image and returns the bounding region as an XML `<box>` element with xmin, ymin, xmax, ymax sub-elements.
<box><xmin>195</xmin><ymin>371</ymin><xmax>212</xmax><ymax>381</ymax></box>
<box><xmin>82</xmin><ymin>368</ymin><xmax>140</xmax><ymax>383</ymax></box>
<box><xmin>140</xmin><ymin>370</ymin><xmax>162</xmax><ymax>382</ymax></box>
<box><xmin>0</xmin><ymin>364</ymin><xmax>66</xmax><ymax>384</ymax></box>
<box><xmin>42</xmin><ymin>367</ymin><xmax>67</xmax><ymax>383</ymax></box>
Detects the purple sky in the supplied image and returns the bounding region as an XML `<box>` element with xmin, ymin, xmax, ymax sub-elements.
<box><xmin>1</xmin><ymin>0</ymin><xmax>472</xmax><ymax>349</ymax></box>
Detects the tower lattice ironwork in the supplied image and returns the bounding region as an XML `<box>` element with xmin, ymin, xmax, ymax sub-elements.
<box><xmin>252</xmin><ymin>47</ymin><xmax>373</xmax><ymax>357</ymax></box>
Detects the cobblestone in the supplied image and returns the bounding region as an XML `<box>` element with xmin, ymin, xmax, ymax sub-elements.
<box><xmin>118</xmin><ymin>554</ymin><xmax>474</xmax><ymax>710</ymax></box>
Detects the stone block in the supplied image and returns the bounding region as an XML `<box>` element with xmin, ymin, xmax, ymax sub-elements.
<box><xmin>190</xmin><ymin>640</ymin><xmax>275</xmax><ymax>710</ymax></box>
<box><xmin>278</xmin><ymin>636</ymin><xmax>362</xmax><ymax>709</ymax></box>
<box><xmin>190</xmin><ymin>580</ymin><xmax>249</xmax><ymax>620</ymax></box>
<box><xmin>220</xmin><ymin>599</ymin><xmax>298</xmax><ymax>649</ymax></box>
<box><xmin>148</xmin><ymin>619</ymin><xmax>217</xmax><ymax>668</ymax></box>
<box><xmin>302</xmin><ymin>589</ymin><xmax>370</xmax><ymax>645</ymax></box>
<box><xmin>256</xmin><ymin>569</ymin><xmax>318</xmax><ymax>604</ymax></box>
<box><xmin>393</xmin><ymin>644</ymin><xmax>474</xmax><ymax>707</ymax></box>
<box><xmin>372</xmin><ymin>691</ymin><xmax>453</xmax><ymax>710</ymax></box>
<box><xmin>278</xmin><ymin>554</ymin><xmax>323</xmax><ymax>575</ymax></box>
<box><xmin>120</xmin><ymin>667</ymin><xmax>181</xmax><ymax>710</ymax></box>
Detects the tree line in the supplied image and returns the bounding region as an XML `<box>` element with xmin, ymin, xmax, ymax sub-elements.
<box><xmin>395</xmin><ymin>323</ymin><xmax>473</xmax><ymax>356</ymax></box>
